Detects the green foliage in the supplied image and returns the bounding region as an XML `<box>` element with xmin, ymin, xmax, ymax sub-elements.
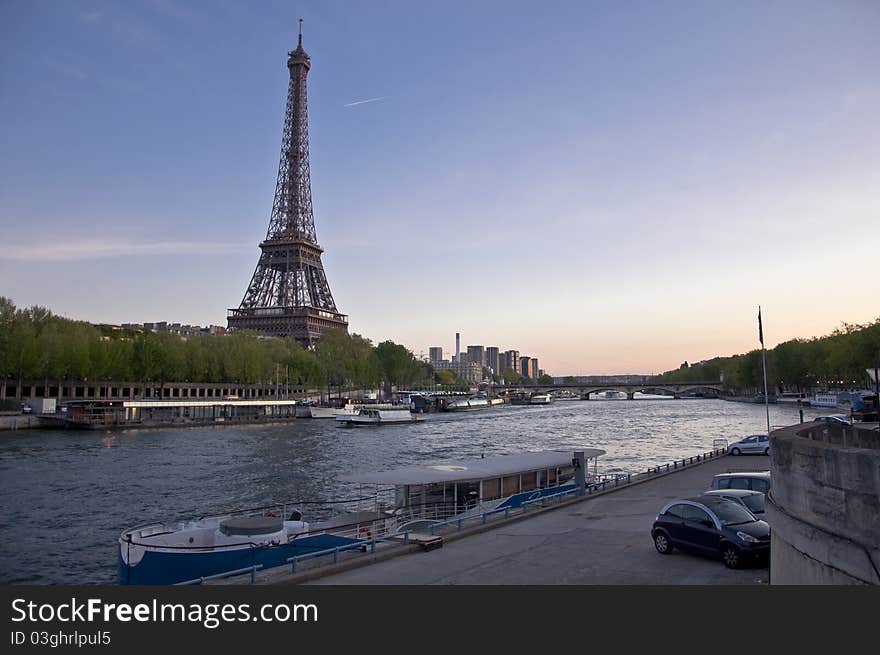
<box><xmin>0</xmin><ymin>298</ymin><xmax>439</xmax><ymax>395</ymax></box>
<box><xmin>435</xmin><ymin>369</ymin><xmax>457</xmax><ymax>385</ymax></box>
<box><xmin>537</xmin><ymin>374</ymin><xmax>554</xmax><ymax>384</ymax></box>
<box><xmin>655</xmin><ymin>318</ymin><xmax>880</xmax><ymax>392</ymax></box>
<box><xmin>503</xmin><ymin>368</ymin><xmax>523</xmax><ymax>385</ymax></box>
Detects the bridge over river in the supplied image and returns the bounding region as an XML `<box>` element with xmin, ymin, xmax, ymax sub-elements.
<box><xmin>503</xmin><ymin>381</ymin><xmax>724</xmax><ymax>400</ymax></box>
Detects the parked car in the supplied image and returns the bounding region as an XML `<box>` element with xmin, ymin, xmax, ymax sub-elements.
<box><xmin>814</xmin><ymin>414</ymin><xmax>852</xmax><ymax>426</ymax></box>
<box><xmin>651</xmin><ymin>496</ymin><xmax>770</xmax><ymax>568</ymax></box>
<box><xmin>708</xmin><ymin>471</ymin><xmax>771</xmax><ymax>493</ymax></box>
<box><xmin>727</xmin><ymin>434</ymin><xmax>769</xmax><ymax>455</ymax></box>
<box><xmin>702</xmin><ymin>489</ymin><xmax>766</xmax><ymax>517</ymax></box>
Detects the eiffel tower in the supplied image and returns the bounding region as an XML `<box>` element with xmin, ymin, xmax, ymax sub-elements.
<box><xmin>228</xmin><ymin>21</ymin><xmax>348</xmax><ymax>347</ymax></box>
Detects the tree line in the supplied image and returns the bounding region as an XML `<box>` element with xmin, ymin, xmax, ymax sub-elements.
<box><xmin>0</xmin><ymin>297</ymin><xmax>432</xmax><ymax>392</ymax></box>
<box><xmin>655</xmin><ymin>318</ymin><xmax>880</xmax><ymax>393</ymax></box>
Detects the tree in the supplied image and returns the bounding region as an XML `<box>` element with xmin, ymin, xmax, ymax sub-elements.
<box><xmin>538</xmin><ymin>374</ymin><xmax>554</xmax><ymax>384</ymax></box>
<box><xmin>503</xmin><ymin>368</ymin><xmax>523</xmax><ymax>385</ymax></box>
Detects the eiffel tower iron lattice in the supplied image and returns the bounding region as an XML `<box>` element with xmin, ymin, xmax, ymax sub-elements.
<box><xmin>228</xmin><ymin>22</ymin><xmax>348</xmax><ymax>347</ymax></box>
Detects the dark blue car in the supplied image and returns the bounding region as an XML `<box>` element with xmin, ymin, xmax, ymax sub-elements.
<box><xmin>651</xmin><ymin>496</ymin><xmax>770</xmax><ymax>568</ymax></box>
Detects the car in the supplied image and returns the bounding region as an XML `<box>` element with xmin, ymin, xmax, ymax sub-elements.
<box><xmin>708</xmin><ymin>471</ymin><xmax>771</xmax><ymax>493</ymax></box>
<box><xmin>727</xmin><ymin>434</ymin><xmax>769</xmax><ymax>455</ymax></box>
<box><xmin>814</xmin><ymin>414</ymin><xmax>852</xmax><ymax>426</ymax></box>
<box><xmin>702</xmin><ymin>489</ymin><xmax>766</xmax><ymax>517</ymax></box>
<box><xmin>651</xmin><ymin>496</ymin><xmax>770</xmax><ymax>568</ymax></box>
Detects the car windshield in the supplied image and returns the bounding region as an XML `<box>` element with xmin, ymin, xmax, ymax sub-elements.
<box><xmin>741</xmin><ymin>494</ymin><xmax>765</xmax><ymax>514</ymax></box>
<box><xmin>711</xmin><ymin>501</ymin><xmax>757</xmax><ymax>526</ymax></box>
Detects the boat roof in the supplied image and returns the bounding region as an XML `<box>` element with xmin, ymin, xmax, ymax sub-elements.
<box><xmin>345</xmin><ymin>449</ymin><xmax>605</xmax><ymax>485</ymax></box>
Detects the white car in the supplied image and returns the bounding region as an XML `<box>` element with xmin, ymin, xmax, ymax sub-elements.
<box><xmin>814</xmin><ymin>414</ymin><xmax>851</xmax><ymax>426</ymax></box>
<box><xmin>727</xmin><ymin>434</ymin><xmax>769</xmax><ymax>456</ymax></box>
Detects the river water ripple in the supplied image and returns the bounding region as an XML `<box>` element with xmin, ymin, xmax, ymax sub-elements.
<box><xmin>0</xmin><ymin>398</ymin><xmax>823</xmax><ymax>584</ymax></box>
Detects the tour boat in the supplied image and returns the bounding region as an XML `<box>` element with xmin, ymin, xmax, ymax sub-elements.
<box><xmin>529</xmin><ymin>393</ymin><xmax>553</xmax><ymax>405</ymax></box>
<box><xmin>117</xmin><ymin>448</ymin><xmax>604</xmax><ymax>584</ymax></box>
<box><xmin>335</xmin><ymin>406</ymin><xmax>423</xmax><ymax>426</ymax></box>
<box><xmin>442</xmin><ymin>397</ymin><xmax>505</xmax><ymax>411</ymax></box>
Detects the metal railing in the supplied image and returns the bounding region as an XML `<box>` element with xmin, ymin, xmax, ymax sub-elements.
<box><xmin>286</xmin><ymin>531</ymin><xmax>411</xmax><ymax>573</ymax></box>
<box><xmin>177</xmin><ymin>564</ymin><xmax>264</xmax><ymax>585</ymax></box>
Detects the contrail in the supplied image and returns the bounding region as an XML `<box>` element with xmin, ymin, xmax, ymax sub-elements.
<box><xmin>344</xmin><ymin>96</ymin><xmax>385</xmax><ymax>107</ymax></box>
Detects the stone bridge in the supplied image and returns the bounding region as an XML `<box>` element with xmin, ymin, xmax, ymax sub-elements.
<box><xmin>504</xmin><ymin>381</ymin><xmax>724</xmax><ymax>400</ymax></box>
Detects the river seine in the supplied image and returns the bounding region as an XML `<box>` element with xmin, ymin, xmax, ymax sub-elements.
<box><xmin>0</xmin><ymin>398</ymin><xmax>826</xmax><ymax>584</ymax></box>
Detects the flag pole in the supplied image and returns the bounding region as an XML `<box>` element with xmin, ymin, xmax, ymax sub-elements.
<box><xmin>759</xmin><ymin>306</ymin><xmax>771</xmax><ymax>436</ymax></box>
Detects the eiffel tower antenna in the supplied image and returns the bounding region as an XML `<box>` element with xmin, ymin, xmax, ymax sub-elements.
<box><xmin>228</xmin><ymin>25</ymin><xmax>348</xmax><ymax>347</ymax></box>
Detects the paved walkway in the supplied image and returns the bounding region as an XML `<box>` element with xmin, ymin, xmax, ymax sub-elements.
<box><xmin>302</xmin><ymin>453</ymin><xmax>771</xmax><ymax>585</ymax></box>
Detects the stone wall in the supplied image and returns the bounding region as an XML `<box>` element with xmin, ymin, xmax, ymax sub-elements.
<box><xmin>767</xmin><ymin>422</ymin><xmax>880</xmax><ymax>585</ymax></box>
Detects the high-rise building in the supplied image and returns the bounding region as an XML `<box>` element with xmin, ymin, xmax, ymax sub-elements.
<box><xmin>520</xmin><ymin>356</ymin><xmax>533</xmax><ymax>379</ymax></box>
<box><xmin>467</xmin><ymin>346</ymin><xmax>485</xmax><ymax>369</ymax></box>
<box><xmin>428</xmin><ymin>347</ymin><xmax>443</xmax><ymax>363</ymax></box>
<box><xmin>531</xmin><ymin>358</ymin><xmax>540</xmax><ymax>379</ymax></box>
<box><xmin>486</xmin><ymin>347</ymin><xmax>500</xmax><ymax>374</ymax></box>
<box><xmin>455</xmin><ymin>332</ymin><xmax>461</xmax><ymax>363</ymax></box>
<box><xmin>503</xmin><ymin>350</ymin><xmax>520</xmax><ymax>374</ymax></box>
<box><xmin>227</xmin><ymin>23</ymin><xmax>347</xmax><ymax>346</ymax></box>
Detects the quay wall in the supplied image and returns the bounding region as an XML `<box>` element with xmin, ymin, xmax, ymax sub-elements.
<box><xmin>767</xmin><ymin>422</ymin><xmax>880</xmax><ymax>585</ymax></box>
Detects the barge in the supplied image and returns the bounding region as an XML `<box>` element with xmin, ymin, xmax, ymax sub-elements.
<box><xmin>57</xmin><ymin>398</ymin><xmax>301</xmax><ymax>430</ymax></box>
<box><xmin>118</xmin><ymin>448</ymin><xmax>605</xmax><ymax>584</ymax></box>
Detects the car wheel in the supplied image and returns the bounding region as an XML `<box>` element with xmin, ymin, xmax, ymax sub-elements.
<box><xmin>722</xmin><ymin>544</ymin><xmax>741</xmax><ymax>569</ymax></box>
<box><xmin>764</xmin><ymin>447</ymin><xmax>769</xmax><ymax>456</ymax></box>
<box><xmin>730</xmin><ymin>447</ymin><xmax>741</xmax><ymax>455</ymax></box>
<box><xmin>653</xmin><ymin>531</ymin><xmax>673</xmax><ymax>554</ymax></box>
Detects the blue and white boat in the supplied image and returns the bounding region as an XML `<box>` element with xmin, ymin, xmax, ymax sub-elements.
<box><xmin>118</xmin><ymin>448</ymin><xmax>604</xmax><ymax>584</ymax></box>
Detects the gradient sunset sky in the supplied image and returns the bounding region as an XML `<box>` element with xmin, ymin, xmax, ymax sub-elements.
<box><xmin>2</xmin><ymin>1</ymin><xmax>878</xmax><ymax>375</ymax></box>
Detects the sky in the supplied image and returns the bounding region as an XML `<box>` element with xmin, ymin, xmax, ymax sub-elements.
<box><xmin>1</xmin><ymin>0</ymin><xmax>878</xmax><ymax>376</ymax></box>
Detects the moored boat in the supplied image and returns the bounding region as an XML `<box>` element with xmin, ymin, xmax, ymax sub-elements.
<box><xmin>442</xmin><ymin>397</ymin><xmax>504</xmax><ymax>411</ymax></box>
<box><xmin>335</xmin><ymin>406</ymin><xmax>423</xmax><ymax>426</ymax></box>
<box><xmin>117</xmin><ymin>448</ymin><xmax>605</xmax><ymax>584</ymax></box>
<box><xmin>529</xmin><ymin>393</ymin><xmax>553</xmax><ymax>405</ymax></box>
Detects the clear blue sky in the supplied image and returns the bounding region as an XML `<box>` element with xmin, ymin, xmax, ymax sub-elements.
<box><xmin>2</xmin><ymin>0</ymin><xmax>878</xmax><ymax>375</ymax></box>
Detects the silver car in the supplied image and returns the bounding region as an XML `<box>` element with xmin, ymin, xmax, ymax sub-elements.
<box><xmin>708</xmin><ymin>471</ymin><xmax>771</xmax><ymax>494</ymax></box>
<box><xmin>727</xmin><ymin>434</ymin><xmax>769</xmax><ymax>456</ymax></box>
<box><xmin>702</xmin><ymin>489</ymin><xmax>766</xmax><ymax>517</ymax></box>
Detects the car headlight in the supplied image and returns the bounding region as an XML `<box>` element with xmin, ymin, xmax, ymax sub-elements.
<box><xmin>736</xmin><ymin>531</ymin><xmax>760</xmax><ymax>543</ymax></box>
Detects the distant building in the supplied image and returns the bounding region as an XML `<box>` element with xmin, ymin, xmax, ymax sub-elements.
<box><xmin>429</xmin><ymin>347</ymin><xmax>443</xmax><ymax>363</ymax></box>
<box><xmin>520</xmin><ymin>357</ymin><xmax>533</xmax><ymax>379</ymax></box>
<box><xmin>455</xmin><ymin>332</ymin><xmax>461</xmax><ymax>363</ymax></box>
<box><xmin>467</xmin><ymin>345</ymin><xmax>485</xmax><ymax>369</ymax></box>
<box><xmin>486</xmin><ymin>347</ymin><xmax>500</xmax><ymax>374</ymax></box>
<box><xmin>503</xmin><ymin>350</ymin><xmax>520</xmax><ymax>374</ymax></box>
<box><xmin>433</xmin><ymin>360</ymin><xmax>483</xmax><ymax>384</ymax></box>
<box><xmin>531</xmin><ymin>358</ymin><xmax>539</xmax><ymax>379</ymax></box>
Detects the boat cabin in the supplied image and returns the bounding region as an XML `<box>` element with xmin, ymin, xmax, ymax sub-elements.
<box><xmin>346</xmin><ymin>449</ymin><xmax>604</xmax><ymax>513</ymax></box>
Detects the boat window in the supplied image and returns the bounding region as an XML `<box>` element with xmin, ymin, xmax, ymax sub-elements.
<box><xmin>408</xmin><ymin>485</ymin><xmax>425</xmax><ymax>506</ymax></box>
<box><xmin>424</xmin><ymin>483</ymin><xmax>446</xmax><ymax>506</ymax></box>
<box><xmin>548</xmin><ymin>468</ymin><xmax>558</xmax><ymax>485</ymax></box>
<box><xmin>538</xmin><ymin>470</ymin><xmax>548</xmax><ymax>488</ymax></box>
<box><xmin>521</xmin><ymin>472</ymin><xmax>537</xmax><ymax>492</ymax></box>
<box><xmin>482</xmin><ymin>478</ymin><xmax>502</xmax><ymax>500</ymax></box>
<box><xmin>502</xmin><ymin>475</ymin><xmax>519</xmax><ymax>496</ymax></box>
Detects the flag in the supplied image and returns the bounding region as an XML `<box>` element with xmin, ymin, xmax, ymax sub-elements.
<box><xmin>758</xmin><ymin>306</ymin><xmax>764</xmax><ymax>346</ymax></box>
